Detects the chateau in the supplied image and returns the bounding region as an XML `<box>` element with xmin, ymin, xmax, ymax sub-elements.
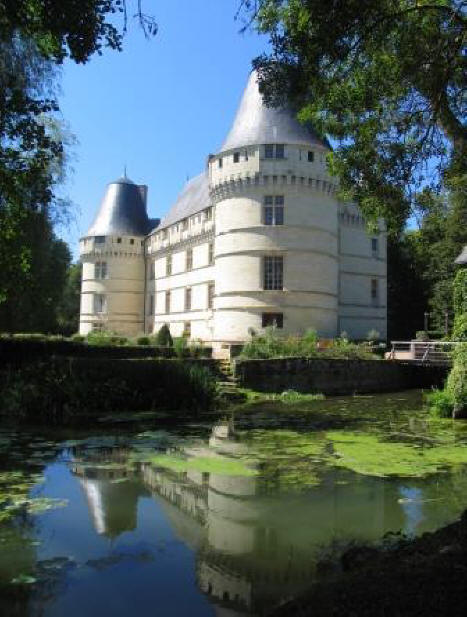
<box><xmin>79</xmin><ymin>71</ymin><xmax>387</xmax><ymax>354</ymax></box>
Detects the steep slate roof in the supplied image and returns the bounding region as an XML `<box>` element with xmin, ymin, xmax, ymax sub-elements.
<box><xmin>157</xmin><ymin>172</ymin><xmax>210</xmax><ymax>230</ymax></box>
<box><xmin>455</xmin><ymin>246</ymin><xmax>467</xmax><ymax>265</ymax></box>
<box><xmin>220</xmin><ymin>70</ymin><xmax>329</xmax><ymax>152</ymax></box>
<box><xmin>86</xmin><ymin>177</ymin><xmax>152</xmax><ymax>237</ymax></box>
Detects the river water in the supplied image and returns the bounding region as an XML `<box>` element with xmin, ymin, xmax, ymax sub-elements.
<box><xmin>1</xmin><ymin>390</ymin><xmax>467</xmax><ymax>616</ymax></box>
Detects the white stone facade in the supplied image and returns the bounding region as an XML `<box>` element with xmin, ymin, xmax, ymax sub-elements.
<box><xmin>80</xmin><ymin>72</ymin><xmax>387</xmax><ymax>347</ymax></box>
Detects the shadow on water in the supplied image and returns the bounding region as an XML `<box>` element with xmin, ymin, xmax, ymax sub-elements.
<box><xmin>1</xmin><ymin>390</ymin><xmax>467</xmax><ymax>616</ymax></box>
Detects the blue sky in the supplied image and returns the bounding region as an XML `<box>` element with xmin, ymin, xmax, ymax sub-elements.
<box><xmin>57</xmin><ymin>0</ymin><xmax>269</xmax><ymax>258</ymax></box>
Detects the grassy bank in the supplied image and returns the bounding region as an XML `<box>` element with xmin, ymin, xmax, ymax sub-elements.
<box><xmin>0</xmin><ymin>358</ymin><xmax>219</xmax><ymax>424</ymax></box>
<box><xmin>271</xmin><ymin>510</ymin><xmax>467</xmax><ymax>617</ymax></box>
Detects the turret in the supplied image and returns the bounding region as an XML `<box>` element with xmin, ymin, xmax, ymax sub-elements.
<box><xmin>79</xmin><ymin>176</ymin><xmax>157</xmax><ymax>336</ymax></box>
<box><xmin>208</xmin><ymin>70</ymin><xmax>340</xmax><ymax>344</ymax></box>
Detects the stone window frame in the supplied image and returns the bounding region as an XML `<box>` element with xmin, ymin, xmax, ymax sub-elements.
<box><xmin>263</xmin><ymin>255</ymin><xmax>284</xmax><ymax>290</ymax></box>
<box><xmin>94</xmin><ymin>261</ymin><xmax>108</xmax><ymax>279</ymax></box>
<box><xmin>93</xmin><ymin>293</ymin><xmax>107</xmax><ymax>314</ymax></box>
<box><xmin>263</xmin><ymin>195</ymin><xmax>284</xmax><ymax>226</ymax></box>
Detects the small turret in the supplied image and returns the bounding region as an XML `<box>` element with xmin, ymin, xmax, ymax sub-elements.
<box><xmin>79</xmin><ymin>176</ymin><xmax>158</xmax><ymax>336</ymax></box>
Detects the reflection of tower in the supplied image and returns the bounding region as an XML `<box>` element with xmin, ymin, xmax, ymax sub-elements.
<box><xmin>71</xmin><ymin>459</ymin><xmax>146</xmax><ymax>539</ymax></box>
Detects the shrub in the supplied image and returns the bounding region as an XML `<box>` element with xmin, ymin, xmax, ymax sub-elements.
<box><xmin>446</xmin><ymin>343</ymin><xmax>467</xmax><ymax>418</ymax></box>
<box><xmin>425</xmin><ymin>388</ymin><xmax>454</xmax><ymax>418</ymax></box>
<box><xmin>415</xmin><ymin>330</ymin><xmax>429</xmax><ymax>341</ymax></box>
<box><xmin>366</xmin><ymin>329</ymin><xmax>380</xmax><ymax>342</ymax></box>
<box><xmin>174</xmin><ymin>336</ymin><xmax>189</xmax><ymax>358</ymax></box>
<box><xmin>136</xmin><ymin>336</ymin><xmax>151</xmax><ymax>346</ymax></box>
<box><xmin>12</xmin><ymin>332</ymin><xmax>47</xmax><ymax>341</ymax></box>
<box><xmin>70</xmin><ymin>333</ymin><xmax>85</xmax><ymax>343</ymax></box>
<box><xmin>452</xmin><ymin>313</ymin><xmax>467</xmax><ymax>341</ymax></box>
<box><xmin>86</xmin><ymin>331</ymin><xmax>128</xmax><ymax>346</ymax></box>
<box><xmin>155</xmin><ymin>324</ymin><xmax>173</xmax><ymax>347</ymax></box>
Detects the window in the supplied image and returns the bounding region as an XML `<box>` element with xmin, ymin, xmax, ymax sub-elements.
<box><xmin>262</xmin><ymin>313</ymin><xmax>283</xmax><ymax>328</ymax></box>
<box><xmin>185</xmin><ymin>287</ymin><xmax>192</xmax><ymax>311</ymax></box>
<box><xmin>186</xmin><ymin>248</ymin><xmax>193</xmax><ymax>271</ymax></box>
<box><xmin>371</xmin><ymin>238</ymin><xmax>379</xmax><ymax>257</ymax></box>
<box><xmin>184</xmin><ymin>322</ymin><xmax>191</xmax><ymax>338</ymax></box>
<box><xmin>165</xmin><ymin>290</ymin><xmax>171</xmax><ymax>314</ymax></box>
<box><xmin>233</xmin><ymin>151</ymin><xmax>240</xmax><ymax>163</ymax></box>
<box><xmin>94</xmin><ymin>261</ymin><xmax>107</xmax><ymax>279</ymax></box>
<box><xmin>263</xmin><ymin>256</ymin><xmax>283</xmax><ymax>290</ymax></box>
<box><xmin>265</xmin><ymin>144</ymin><xmax>285</xmax><ymax>159</ymax></box>
<box><xmin>182</xmin><ymin>218</ymin><xmax>188</xmax><ymax>231</ymax></box>
<box><xmin>244</xmin><ymin>149</ymin><xmax>249</xmax><ymax>161</ymax></box>
<box><xmin>371</xmin><ymin>279</ymin><xmax>379</xmax><ymax>306</ymax></box>
<box><xmin>218</xmin><ymin>157</ymin><xmax>223</xmax><ymax>168</ymax></box>
<box><xmin>166</xmin><ymin>254</ymin><xmax>172</xmax><ymax>276</ymax></box>
<box><xmin>149</xmin><ymin>261</ymin><xmax>155</xmax><ymax>279</ymax></box>
<box><xmin>265</xmin><ymin>144</ymin><xmax>274</xmax><ymax>159</ymax></box>
<box><xmin>308</xmin><ymin>150</ymin><xmax>314</xmax><ymax>162</ymax></box>
<box><xmin>208</xmin><ymin>242</ymin><xmax>214</xmax><ymax>265</ymax></box>
<box><xmin>130</xmin><ymin>238</ymin><xmax>134</xmax><ymax>245</ymax></box>
<box><xmin>208</xmin><ymin>283</ymin><xmax>215</xmax><ymax>309</ymax></box>
<box><xmin>263</xmin><ymin>196</ymin><xmax>284</xmax><ymax>225</ymax></box>
<box><xmin>117</xmin><ymin>237</ymin><xmax>122</xmax><ymax>244</ymax></box>
<box><xmin>95</xmin><ymin>236</ymin><xmax>105</xmax><ymax>244</ymax></box>
<box><xmin>149</xmin><ymin>294</ymin><xmax>154</xmax><ymax>315</ymax></box>
<box><xmin>93</xmin><ymin>294</ymin><xmax>107</xmax><ymax>314</ymax></box>
<box><xmin>204</xmin><ymin>207</ymin><xmax>212</xmax><ymax>221</ymax></box>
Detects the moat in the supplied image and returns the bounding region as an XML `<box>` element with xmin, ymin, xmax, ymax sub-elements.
<box><xmin>1</xmin><ymin>390</ymin><xmax>467</xmax><ymax>616</ymax></box>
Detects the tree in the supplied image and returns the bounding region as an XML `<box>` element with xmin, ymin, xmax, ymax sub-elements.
<box><xmin>241</xmin><ymin>0</ymin><xmax>466</xmax><ymax>232</ymax></box>
<box><xmin>0</xmin><ymin>1</ymin><xmax>156</xmax><ymax>319</ymax></box>
<box><xmin>56</xmin><ymin>262</ymin><xmax>82</xmax><ymax>335</ymax></box>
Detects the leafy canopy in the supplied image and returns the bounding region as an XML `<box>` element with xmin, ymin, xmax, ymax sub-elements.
<box><xmin>240</xmin><ymin>0</ymin><xmax>466</xmax><ymax>232</ymax></box>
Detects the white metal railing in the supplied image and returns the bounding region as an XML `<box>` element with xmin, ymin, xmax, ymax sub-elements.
<box><xmin>387</xmin><ymin>340</ymin><xmax>460</xmax><ymax>364</ymax></box>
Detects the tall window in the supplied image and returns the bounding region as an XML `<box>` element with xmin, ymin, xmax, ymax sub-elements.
<box><xmin>208</xmin><ymin>283</ymin><xmax>215</xmax><ymax>309</ymax></box>
<box><xmin>148</xmin><ymin>261</ymin><xmax>155</xmax><ymax>279</ymax></box>
<box><xmin>263</xmin><ymin>196</ymin><xmax>284</xmax><ymax>225</ymax></box>
<box><xmin>233</xmin><ymin>151</ymin><xmax>240</xmax><ymax>163</ymax></box>
<box><xmin>185</xmin><ymin>287</ymin><xmax>192</xmax><ymax>311</ymax></box>
<box><xmin>307</xmin><ymin>150</ymin><xmax>314</xmax><ymax>162</ymax></box>
<box><xmin>165</xmin><ymin>290</ymin><xmax>171</xmax><ymax>314</ymax></box>
<box><xmin>93</xmin><ymin>294</ymin><xmax>107</xmax><ymax>314</ymax></box>
<box><xmin>204</xmin><ymin>207</ymin><xmax>212</xmax><ymax>221</ymax></box>
<box><xmin>166</xmin><ymin>254</ymin><xmax>172</xmax><ymax>276</ymax></box>
<box><xmin>371</xmin><ymin>279</ymin><xmax>379</xmax><ymax>306</ymax></box>
<box><xmin>265</xmin><ymin>144</ymin><xmax>285</xmax><ymax>159</ymax></box>
<box><xmin>208</xmin><ymin>242</ymin><xmax>214</xmax><ymax>265</ymax></box>
<box><xmin>186</xmin><ymin>248</ymin><xmax>193</xmax><ymax>271</ymax></box>
<box><xmin>149</xmin><ymin>294</ymin><xmax>154</xmax><ymax>315</ymax></box>
<box><xmin>95</xmin><ymin>261</ymin><xmax>107</xmax><ymax>279</ymax></box>
<box><xmin>371</xmin><ymin>238</ymin><xmax>379</xmax><ymax>257</ymax></box>
<box><xmin>218</xmin><ymin>157</ymin><xmax>223</xmax><ymax>168</ymax></box>
<box><xmin>263</xmin><ymin>256</ymin><xmax>283</xmax><ymax>290</ymax></box>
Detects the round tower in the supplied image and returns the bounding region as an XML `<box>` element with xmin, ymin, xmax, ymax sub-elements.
<box><xmin>79</xmin><ymin>176</ymin><xmax>153</xmax><ymax>336</ymax></box>
<box><xmin>209</xmin><ymin>71</ymin><xmax>340</xmax><ymax>342</ymax></box>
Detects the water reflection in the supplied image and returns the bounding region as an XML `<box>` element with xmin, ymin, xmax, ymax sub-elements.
<box><xmin>65</xmin><ymin>420</ymin><xmax>449</xmax><ymax>616</ymax></box>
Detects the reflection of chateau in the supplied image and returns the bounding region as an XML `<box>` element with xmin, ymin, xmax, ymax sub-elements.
<box><xmin>70</xmin><ymin>425</ymin><xmax>405</xmax><ymax>616</ymax></box>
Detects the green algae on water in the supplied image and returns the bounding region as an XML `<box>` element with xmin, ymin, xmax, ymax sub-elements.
<box><xmin>149</xmin><ymin>454</ymin><xmax>258</xmax><ymax>477</ymax></box>
<box><xmin>327</xmin><ymin>431</ymin><xmax>467</xmax><ymax>478</ymax></box>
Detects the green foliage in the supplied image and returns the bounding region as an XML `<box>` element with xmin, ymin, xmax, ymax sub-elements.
<box><xmin>86</xmin><ymin>331</ymin><xmax>128</xmax><ymax>347</ymax></box>
<box><xmin>452</xmin><ymin>314</ymin><xmax>467</xmax><ymax>341</ymax></box>
<box><xmin>446</xmin><ymin>343</ymin><xmax>467</xmax><ymax>418</ymax></box>
<box><xmin>453</xmin><ymin>269</ymin><xmax>467</xmax><ymax>316</ymax></box>
<box><xmin>70</xmin><ymin>334</ymin><xmax>85</xmax><ymax>343</ymax></box>
<box><xmin>136</xmin><ymin>336</ymin><xmax>151</xmax><ymax>346</ymax></box>
<box><xmin>155</xmin><ymin>324</ymin><xmax>173</xmax><ymax>347</ymax></box>
<box><xmin>416</xmin><ymin>331</ymin><xmax>430</xmax><ymax>341</ymax></box>
<box><xmin>247</xmin><ymin>0</ymin><xmax>466</xmax><ymax>231</ymax></box>
<box><xmin>173</xmin><ymin>336</ymin><xmax>189</xmax><ymax>358</ymax></box>
<box><xmin>0</xmin><ymin>357</ymin><xmax>218</xmax><ymax>423</ymax></box>
<box><xmin>239</xmin><ymin>328</ymin><xmax>377</xmax><ymax>360</ymax></box>
<box><xmin>425</xmin><ymin>388</ymin><xmax>454</xmax><ymax>419</ymax></box>
<box><xmin>56</xmin><ymin>263</ymin><xmax>81</xmax><ymax>335</ymax></box>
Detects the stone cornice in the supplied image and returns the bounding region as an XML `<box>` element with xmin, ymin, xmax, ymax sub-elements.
<box><xmin>210</xmin><ymin>172</ymin><xmax>338</xmax><ymax>203</ymax></box>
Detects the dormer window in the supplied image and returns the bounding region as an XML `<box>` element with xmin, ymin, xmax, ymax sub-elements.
<box><xmin>130</xmin><ymin>238</ymin><xmax>134</xmax><ymax>245</ymax></box>
<box><xmin>95</xmin><ymin>236</ymin><xmax>105</xmax><ymax>244</ymax></box>
<box><xmin>233</xmin><ymin>152</ymin><xmax>240</xmax><ymax>163</ymax></box>
<box><xmin>117</xmin><ymin>237</ymin><xmax>122</xmax><ymax>244</ymax></box>
<box><xmin>218</xmin><ymin>157</ymin><xmax>223</xmax><ymax>168</ymax></box>
<box><xmin>308</xmin><ymin>151</ymin><xmax>314</xmax><ymax>162</ymax></box>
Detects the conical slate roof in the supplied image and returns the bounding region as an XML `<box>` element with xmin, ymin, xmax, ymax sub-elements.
<box><xmin>220</xmin><ymin>71</ymin><xmax>329</xmax><ymax>152</ymax></box>
<box><xmin>158</xmin><ymin>172</ymin><xmax>210</xmax><ymax>230</ymax></box>
<box><xmin>86</xmin><ymin>176</ymin><xmax>151</xmax><ymax>237</ymax></box>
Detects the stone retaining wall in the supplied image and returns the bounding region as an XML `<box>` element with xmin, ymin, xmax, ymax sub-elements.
<box><xmin>234</xmin><ymin>357</ymin><xmax>447</xmax><ymax>395</ymax></box>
